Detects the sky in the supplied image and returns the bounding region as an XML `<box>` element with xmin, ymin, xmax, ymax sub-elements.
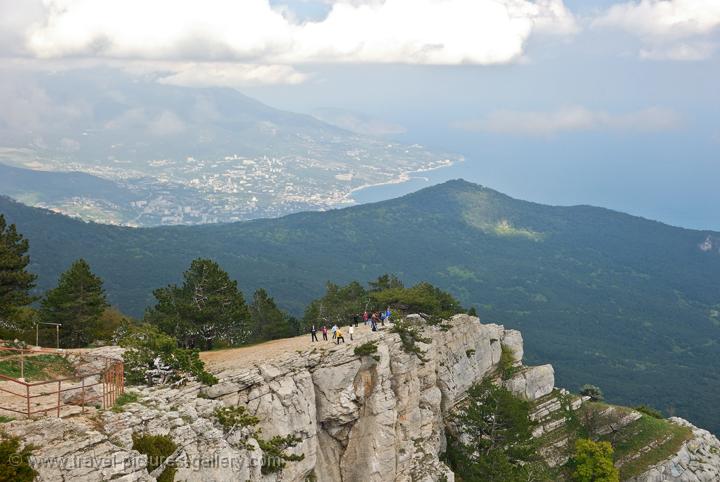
<box><xmin>1</xmin><ymin>0</ymin><xmax>719</xmax><ymax>230</ymax></box>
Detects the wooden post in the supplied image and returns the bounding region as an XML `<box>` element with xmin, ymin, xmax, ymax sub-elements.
<box><xmin>20</xmin><ymin>350</ymin><xmax>24</xmax><ymax>381</ymax></box>
<box><xmin>35</xmin><ymin>324</ymin><xmax>39</xmax><ymax>347</ymax></box>
<box><xmin>25</xmin><ymin>384</ymin><xmax>30</xmax><ymax>417</ymax></box>
<box><xmin>55</xmin><ymin>325</ymin><xmax>59</xmax><ymax>349</ymax></box>
<box><xmin>81</xmin><ymin>377</ymin><xmax>86</xmax><ymax>414</ymax></box>
<box><xmin>57</xmin><ymin>380</ymin><xmax>61</xmax><ymax>417</ymax></box>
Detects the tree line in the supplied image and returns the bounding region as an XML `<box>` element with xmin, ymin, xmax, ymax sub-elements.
<box><xmin>0</xmin><ymin>215</ymin><xmax>465</xmax><ymax>350</ymax></box>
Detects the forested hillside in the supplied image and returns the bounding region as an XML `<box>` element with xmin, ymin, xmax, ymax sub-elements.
<box><xmin>2</xmin><ymin>179</ymin><xmax>719</xmax><ymax>433</ymax></box>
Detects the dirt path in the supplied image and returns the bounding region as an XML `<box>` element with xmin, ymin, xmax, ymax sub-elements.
<box><xmin>201</xmin><ymin>323</ymin><xmax>377</xmax><ymax>372</ymax></box>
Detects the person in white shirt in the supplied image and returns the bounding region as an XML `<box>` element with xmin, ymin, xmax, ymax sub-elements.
<box><xmin>349</xmin><ymin>325</ymin><xmax>354</xmax><ymax>341</ymax></box>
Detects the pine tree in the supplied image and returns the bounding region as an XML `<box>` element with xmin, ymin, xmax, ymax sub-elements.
<box><xmin>446</xmin><ymin>379</ymin><xmax>545</xmax><ymax>481</ymax></box>
<box><xmin>368</xmin><ymin>273</ymin><xmax>404</xmax><ymax>292</ymax></box>
<box><xmin>40</xmin><ymin>259</ymin><xmax>108</xmax><ymax>348</ymax></box>
<box><xmin>249</xmin><ymin>289</ymin><xmax>295</xmax><ymax>341</ymax></box>
<box><xmin>146</xmin><ymin>258</ymin><xmax>250</xmax><ymax>350</ymax></box>
<box><xmin>0</xmin><ymin>215</ymin><xmax>37</xmax><ymax>327</ymax></box>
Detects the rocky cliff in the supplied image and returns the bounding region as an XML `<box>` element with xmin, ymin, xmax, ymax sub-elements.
<box><xmin>3</xmin><ymin>314</ymin><xmax>719</xmax><ymax>481</ymax></box>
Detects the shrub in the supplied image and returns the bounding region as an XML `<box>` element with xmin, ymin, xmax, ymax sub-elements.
<box><xmin>212</xmin><ymin>405</ymin><xmax>304</xmax><ymax>475</ymax></box>
<box><xmin>634</xmin><ymin>405</ymin><xmax>663</xmax><ymax>419</ymax></box>
<box><xmin>465</xmin><ymin>349</ymin><xmax>476</xmax><ymax>358</ymax></box>
<box><xmin>500</xmin><ymin>345</ymin><xmax>519</xmax><ymax>380</ymax></box>
<box><xmin>391</xmin><ymin>319</ymin><xmax>431</xmax><ymax>361</ymax></box>
<box><xmin>258</xmin><ymin>434</ymin><xmax>305</xmax><ymax>475</ymax></box>
<box><xmin>0</xmin><ymin>433</ymin><xmax>37</xmax><ymax>482</ymax></box>
<box><xmin>132</xmin><ymin>433</ymin><xmax>177</xmax><ymax>481</ymax></box>
<box><xmin>354</xmin><ymin>341</ymin><xmax>378</xmax><ymax>357</ymax></box>
<box><xmin>571</xmin><ymin>439</ymin><xmax>619</xmax><ymax>482</ymax></box>
<box><xmin>580</xmin><ymin>384</ymin><xmax>604</xmax><ymax>402</ymax></box>
<box><xmin>117</xmin><ymin>323</ymin><xmax>217</xmax><ymax>387</ymax></box>
<box><xmin>214</xmin><ymin>406</ymin><xmax>259</xmax><ymax>433</ymax></box>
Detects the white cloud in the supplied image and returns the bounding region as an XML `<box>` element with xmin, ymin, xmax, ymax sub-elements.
<box><xmin>639</xmin><ymin>41</ymin><xmax>716</xmax><ymax>60</ymax></box>
<box><xmin>454</xmin><ymin>106</ymin><xmax>681</xmax><ymax>137</ymax></box>
<box><xmin>594</xmin><ymin>0</ymin><xmax>720</xmax><ymax>60</ymax></box>
<box><xmin>20</xmin><ymin>0</ymin><xmax>576</xmax><ymax>67</ymax></box>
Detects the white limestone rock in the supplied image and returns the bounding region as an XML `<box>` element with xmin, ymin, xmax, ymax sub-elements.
<box><xmin>503</xmin><ymin>364</ymin><xmax>555</xmax><ymax>401</ymax></box>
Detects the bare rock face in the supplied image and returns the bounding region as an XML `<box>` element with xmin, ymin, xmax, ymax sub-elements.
<box><xmin>630</xmin><ymin>418</ymin><xmax>720</xmax><ymax>482</ymax></box>
<box><xmin>503</xmin><ymin>364</ymin><xmax>555</xmax><ymax>401</ymax></box>
<box><xmin>5</xmin><ymin>315</ymin><xmax>554</xmax><ymax>482</ymax></box>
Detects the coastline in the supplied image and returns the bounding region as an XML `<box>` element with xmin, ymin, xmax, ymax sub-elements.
<box><xmin>342</xmin><ymin>157</ymin><xmax>461</xmax><ymax>204</ymax></box>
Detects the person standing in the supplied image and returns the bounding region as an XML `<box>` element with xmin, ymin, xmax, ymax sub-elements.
<box><xmin>311</xmin><ymin>325</ymin><xmax>318</xmax><ymax>342</ymax></box>
<box><xmin>385</xmin><ymin>307</ymin><xmax>392</xmax><ymax>323</ymax></box>
<box><xmin>363</xmin><ymin>311</ymin><xmax>369</xmax><ymax>325</ymax></box>
<box><xmin>331</xmin><ymin>323</ymin><xmax>338</xmax><ymax>340</ymax></box>
<box><xmin>322</xmin><ymin>325</ymin><xmax>328</xmax><ymax>341</ymax></box>
<box><xmin>336</xmin><ymin>328</ymin><xmax>345</xmax><ymax>344</ymax></box>
<box><xmin>349</xmin><ymin>325</ymin><xmax>354</xmax><ymax>341</ymax></box>
<box><xmin>353</xmin><ymin>313</ymin><xmax>360</xmax><ymax>327</ymax></box>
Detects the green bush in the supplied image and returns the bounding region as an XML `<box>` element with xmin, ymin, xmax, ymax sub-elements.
<box><xmin>132</xmin><ymin>433</ymin><xmax>177</xmax><ymax>481</ymax></box>
<box><xmin>0</xmin><ymin>433</ymin><xmax>37</xmax><ymax>482</ymax></box>
<box><xmin>571</xmin><ymin>439</ymin><xmax>619</xmax><ymax>482</ymax></box>
<box><xmin>117</xmin><ymin>323</ymin><xmax>217</xmax><ymax>386</ymax></box>
<box><xmin>580</xmin><ymin>384</ymin><xmax>604</xmax><ymax>402</ymax></box>
<box><xmin>258</xmin><ymin>434</ymin><xmax>305</xmax><ymax>475</ymax></box>
<box><xmin>370</xmin><ymin>281</ymin><xmax>463</xmax><ymax>319</ymax></box>
<box><xmin>214</xmin><ymin>406</ymin><xmax>259</xmax><ymax>433</ymax></box>
<box><xmin>634</xmin><ymin>405</ymin><xmax>663</xmax><ymax>419</ymax></box>
<box><xmin>212</xmin><ymin>405</ymin><xmax>304</xmax><ymax>475</ymax></box>
<box><xmin>354</xmin><ymin>341</ymin><xmax>378</xmax><ymax>357</ymax></box>
<box><xmin>500</xmin><ymin>345</ymin><xmax>519</xmax><ymax>380</ymax></box>
<box><xmin>391</xmin><ymin>319</ymin><xmax>431</xmax><ymax>361</ymax></box>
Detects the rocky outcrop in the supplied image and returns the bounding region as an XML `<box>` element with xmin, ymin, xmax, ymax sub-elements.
<box><xmin>3</xmin><ymin>314</ymin><xmax>555</xmax><ymax>482</ymax></box>
<box><xmin>630</xmin><ymin>418</ymin><xmax>720</xmax><ymax>482</ymax></box>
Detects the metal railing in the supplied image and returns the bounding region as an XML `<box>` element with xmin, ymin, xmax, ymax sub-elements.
<box><xmin>0</xmin><ymin>346</ymin><xmax>124</xmax><ymax>418</ymax></box>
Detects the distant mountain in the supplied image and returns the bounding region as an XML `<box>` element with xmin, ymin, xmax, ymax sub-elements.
<box><xmin>2</xmin><ymin>180</ymin><xmax>720</xmax><ymax>433</ymax></box>
<box><xmin>0</xmin><ymin>69</ymin><xmax>455</xmax><ymax>225</ymax></box>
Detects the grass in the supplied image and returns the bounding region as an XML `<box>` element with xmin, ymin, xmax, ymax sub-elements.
<box><xmin>0</xmin><ymin>416</ymin><xmax>14</xmax><ymax>423</ymax></box>
<box><xmin>531</xmin><ymin>394</ymin><xmax>695</xmax><ymax>481</ymax></box>
<box><xmin>602</xmin><ymin>415</ymin><xmax>693</xmax><ymax>480</ymax></box>
<box><xmin>0</xmin><ymin>354</ymin><xmax>74</xmax><ymax>381</ymax></box>
<box><xmin>111</xmin><ymin>392</ymin><xmax>140</xmax><ymax>412</ymax></box>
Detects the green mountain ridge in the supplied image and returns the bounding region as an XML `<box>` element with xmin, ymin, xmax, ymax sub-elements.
<box><xmin>1</xmin><ymin>179</ymin><xmax>719</xmax><ymax>433</ymax></box>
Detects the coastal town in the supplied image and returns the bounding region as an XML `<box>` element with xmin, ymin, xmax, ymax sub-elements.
<box><xmin>19</xmin><ymin>149</ymin><xmax>455</xmax><ymax>226</ymax></box>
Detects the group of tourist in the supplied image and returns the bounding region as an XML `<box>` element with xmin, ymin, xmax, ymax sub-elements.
<box><xmin>309</xmin><ymin>307</ymin><xmax>393</xmax><ymax>344</ymax></box>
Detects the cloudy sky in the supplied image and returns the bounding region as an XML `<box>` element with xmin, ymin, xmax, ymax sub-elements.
<box><xmin>1</xmin><ymin>0</ymin><xmax>719</xmax><ymax>229</ymax></box>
